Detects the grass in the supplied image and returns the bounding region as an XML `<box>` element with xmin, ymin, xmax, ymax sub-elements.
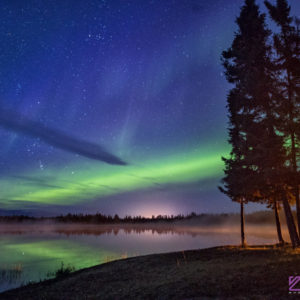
<box><xmin>47</xmin><ymin>262</ymin><xmax>75</xmax><ymax>279</ymax></box>
<box><xmin>0</xmin><ymin>264</ymin><xmax>22</xmax><ymax>284</ymax></box>
<box><xmin>1</xmin><ymin>245</ymin><xmax>300</xmax><ymax>299</ymax></box>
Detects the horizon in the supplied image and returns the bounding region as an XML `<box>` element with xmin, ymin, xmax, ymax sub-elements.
<box><xmin>0</xmin><ymin>209</ymin><xmax>276</xmax><ymax>219</ymax></box>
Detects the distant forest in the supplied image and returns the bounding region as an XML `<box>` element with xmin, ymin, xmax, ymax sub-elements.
<box><xmin>0</xmin><ymin>211</ymin><xmax>290</xmax><ymax>225</ymax></box>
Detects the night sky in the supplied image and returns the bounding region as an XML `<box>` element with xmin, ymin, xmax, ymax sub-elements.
<box><xmin>1</xmin><ymin>0</ymin><xmax>300</xmax><ymax>217</ymax></box>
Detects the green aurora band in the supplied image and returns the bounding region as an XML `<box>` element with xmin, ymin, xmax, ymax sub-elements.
<box><xmin>1</xmin><ymin>144</ymin><xmax>228</xmax><ymax>209</ymax></box>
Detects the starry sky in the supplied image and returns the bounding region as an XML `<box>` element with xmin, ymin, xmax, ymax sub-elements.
<box><xmin>1</xmin><ymin>0</ymin><xmax>300</xmax><ymax>217</ymax></box>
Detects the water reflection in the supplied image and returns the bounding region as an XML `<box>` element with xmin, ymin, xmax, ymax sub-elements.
<box><xmin>0</xmin><ymin>264</ymin><xmax>22</xmax><ymax>284</ymax></box>
<box><xmin>0</xmin><ymin>222</ymin><xmax>288</xmax><ymax>293</ymax></box>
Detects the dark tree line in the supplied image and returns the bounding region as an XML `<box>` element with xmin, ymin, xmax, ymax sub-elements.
<box><xmin>220</xmin><ymin>0</ymin><xmax>300</xmax><ymax>247</ymax></box>
<box><xmin>53</xmin><ymin>213</ymin><xmax>189</xmax><ymax>224</ymax></box>
<box><xmin>0</xmin><ymin>213</ymin><xmax>194</xmax><ymax>224</ymax></box>
<box><xmin>0</xmin><ymin>211</ymin><xmax>290</xmax><ymax>225</ymax></box>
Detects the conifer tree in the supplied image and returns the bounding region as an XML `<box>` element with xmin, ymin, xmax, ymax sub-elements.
<box><xmin>220</xmin><ymin>0</ymin><xmax>270</xmax><ymax>247</ymax></box>
<box><xmin>265</xmin><ymin>0</ymin><xmax>300</xmax><ymax>236</ymax></box>
<box><xmin>220</xmin><ymin>0</ymin><xmax>300</xmax><ymax>247</ymax></box>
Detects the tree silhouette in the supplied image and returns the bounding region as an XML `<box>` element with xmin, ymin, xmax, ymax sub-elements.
<box><xmin>265</xmin><ymin>0</ymin><xmax>300</xmax><ymax>237</ymax></box>
<box><xmin>220</xmin><ymin>0</ymin><xmax>300</xmax><ymax>247</ymax></box>
<box><xmin>220</xmin><ymin>0</ymin><xmax>273</xmax><ymax>247</ymax></box>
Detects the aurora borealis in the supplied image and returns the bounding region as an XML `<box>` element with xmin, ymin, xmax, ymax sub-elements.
<box><xmin>1</xmin><ymin>0</ymin><xmax>300</xmax><ymax>216</ymax></box>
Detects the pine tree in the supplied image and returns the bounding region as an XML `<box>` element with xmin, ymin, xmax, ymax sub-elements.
<box><xmin>265</xmin><ymin>0</ymin><xmax>300</xmax><ymax>237</ymax></box>
<box><xmin>220</xmin><ymin>0</ymin><xmax>300</xmax><ymax>247</ymax></box>
<box><xmin>220</xmin><ymin>0</ymin><xmax>271</xmax><ymax>247</ymax></box>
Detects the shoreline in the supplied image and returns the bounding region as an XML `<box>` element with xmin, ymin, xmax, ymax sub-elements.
<box><xmin>1</xmin><ymin>244</ymin><xmax>299</xmax><ymax>299</ymax></box>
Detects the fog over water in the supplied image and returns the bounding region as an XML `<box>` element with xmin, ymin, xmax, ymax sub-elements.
<box><xmin>0</xmin><ymin>221</ymin><xmax>288</xmax><ymax>292</ymax></box>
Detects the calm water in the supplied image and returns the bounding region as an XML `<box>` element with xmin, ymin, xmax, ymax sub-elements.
<box><xmin>0</xmin><ymin>222</ymin><xmax>287</xmax><ymax>292</ymax></box>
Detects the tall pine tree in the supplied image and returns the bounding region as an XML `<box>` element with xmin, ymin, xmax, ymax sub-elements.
<box><xmin>221</xmin><ymin>0</ymin><xmax>300</xmax><ymax>247</ymax></box>
<box><xmin>220</xmin><ymin>0</ymin><xmax>270</xmax><ymax>247</ymax></box>
<box><xmin>265</xmin><ymin>0</ymin><xmax>300</xmax><ymax>237</ymax></box>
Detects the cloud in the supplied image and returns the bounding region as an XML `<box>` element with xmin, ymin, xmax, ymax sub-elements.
<box><xmin>0</xmin><ymin>109</ymin><xmax>127</xmax><ymax>165</ymax></box>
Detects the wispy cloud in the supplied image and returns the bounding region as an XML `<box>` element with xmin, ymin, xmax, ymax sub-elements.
<box><xmin>0</xmin><ymin>109</ymin><xmax>127</xmax><ymax>165</ymax></box>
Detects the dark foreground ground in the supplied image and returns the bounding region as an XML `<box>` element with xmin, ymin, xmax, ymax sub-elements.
<box><xmin>1</xmin><ymin>245</ymin><xmax>300</xmax><ymax>300</ymax></box>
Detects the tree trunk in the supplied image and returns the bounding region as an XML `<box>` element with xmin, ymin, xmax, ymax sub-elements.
<box><xmin>295</xmin><ymin>185</ymin><xmax>300</xmax><ymax>237</ymax></box>
<box><xmin>274</xmin><ymin>200</ymin><xmax>284</xmax><ymax>245</ymax></box>
<box><xmin>282</xmin><ymin>195</ymin><xmax>299</xmax><ymax>248</ymax></box>
<box><xmin>287</xmin><ymin>68</ymin><xmax>300</xmax><ymax>238</ymax></box>
<box><xmin>290</xmin><ymin>131</ymin><xmax>300</xmax><ymax>237</ymax></box>
<box><xmin>240</xmin><ymin>200</ymin><xmax>246</xmax><ymax>248</ymax></box>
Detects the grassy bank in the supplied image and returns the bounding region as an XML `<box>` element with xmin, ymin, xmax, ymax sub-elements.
<box><xmin>1</xmin><ymin>245</ymin><xmax>300</xmax><ymax>299</ymax></box>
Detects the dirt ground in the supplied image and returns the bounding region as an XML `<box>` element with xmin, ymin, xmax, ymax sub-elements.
<box><xmin>1</xmin><ymin>245</ymin><xmax>300</xmax><ymax>300</ymax></box>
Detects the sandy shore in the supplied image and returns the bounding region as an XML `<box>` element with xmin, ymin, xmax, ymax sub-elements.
<box><xmin>1</xmin><ymin>245</ymin><xmax>300</xmax><ymax>299</ymax></box>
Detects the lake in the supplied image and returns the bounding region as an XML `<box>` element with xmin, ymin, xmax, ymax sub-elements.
<box><xmin>0</xmin><ymin>222</ymin><xmax>287</xmax><ymax>292</ymax></box>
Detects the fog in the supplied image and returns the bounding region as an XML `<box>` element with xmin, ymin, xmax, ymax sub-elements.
<box><xmin>0</xmin><ymin>219</ymin><xmax>288</xmax><ymax>293</ymax></box>
<box><xmin>0</xmin><ymin>220</ymin><xmax>288</xmax><ymax>241</ymax></box>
